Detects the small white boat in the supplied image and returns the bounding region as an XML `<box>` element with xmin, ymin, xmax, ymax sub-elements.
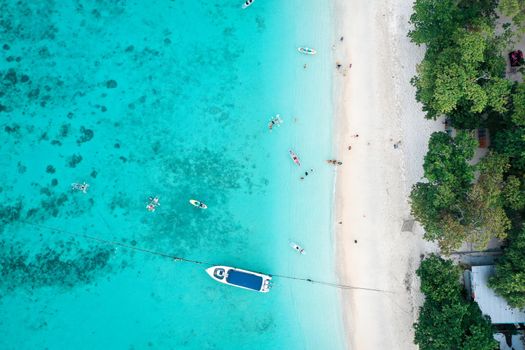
<box><xmin>242</xmin><ymin>0</ymin><xmax>254</xmax><ymax>9</ymax></box>
<box><xmin>297</xmin><ymin>47</ymin><xmax>317</xmax><ymax>55</ymax></box>
<box><xmin>290</xmin><ymin>242</ymin><xmax>306</xmax><ymax>255</ymax></box>
<box><xmin>206</xmin><ymin>266</ymin><xmax>272</xmax><ymax>293</ymax></box>
<box><xmin>189</xmin><ymin>199</ymin><xmax>207</xmax><ymax>209</ymax></box>
<box><xmin>289</xmin><ymin>150</ymin><xmax>301</xmax><ymax>166</ymax></box>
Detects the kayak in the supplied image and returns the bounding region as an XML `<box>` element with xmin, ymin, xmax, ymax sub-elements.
<box><xmin>289</xmin><ymin>150</ymin><xmax>301</xmax><ymax>166</ymax></box>
<box><xmin>189</xmin><ymin>199</ymin><xmax>207</xmax><ymax>209</ymax></box>
<box><xmin>242</xmin><ymin>0</ymin><xmax>254</xmax><ymax>9</ymax></box>
<box><xmin>290</xmin><ymin>242</ymin><xmax>306</xmax><ymax>255</ymax></box>
<box><xmin>297</xmin><ymin>47</ymin><xmax>317</xmax><ymax>55</ymax></box>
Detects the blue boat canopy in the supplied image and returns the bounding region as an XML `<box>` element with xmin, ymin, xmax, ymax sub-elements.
<box><xmin>226</xmin><ymin>269</ymin><xmax>263</xmax><ymax>291</ymax></box>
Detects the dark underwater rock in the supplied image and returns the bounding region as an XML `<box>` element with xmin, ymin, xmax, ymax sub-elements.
<box><xmin>76</xmin><ymin>127</ymin><xmax>94</xmax><ymax>144</ymax></box>
<box><xmin>0</xmin><ymin>201</ymin><xmax>22</xmax><ymax>227</ymax></box>
<box><xmin>67</xmin><ymin>154</ymin><xmax>83</xmax><ymax>168</ymax></box>
<box><xmin>4</xmin><ymin>68</ymin><xmax>17</xmax><ymax>84</ymax></box>
<box><xmin>0</xmin><ymin>243</ymin><xmax>113</xmax><ymax>292</ymax></box>
<box><xmin>4</xmin><ymin>124</ymin><xmax>19</xmax><ymax>133</ymax></box>
<box><xmin>106</xmin><ymin>79</ymin><xmax>117</xmax><ymax>88</ymax></box>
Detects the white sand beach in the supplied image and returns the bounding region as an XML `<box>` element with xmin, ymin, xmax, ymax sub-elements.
<box><xmin>332</xmin><ymin>0</ymin><xmax>443</xmax><ymax>348</ymax></box>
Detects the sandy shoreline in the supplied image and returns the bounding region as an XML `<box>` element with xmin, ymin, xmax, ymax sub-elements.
<box><xmin>332</xmin><ymin>0</ymin><xmax>442</xmax><ymax>349</ymax></box>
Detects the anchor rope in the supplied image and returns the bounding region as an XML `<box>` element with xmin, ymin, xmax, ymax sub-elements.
<box><xmin>17</xmin><ymin>220</ymin><xmax>392</xmax><ymax>294</ymax></box>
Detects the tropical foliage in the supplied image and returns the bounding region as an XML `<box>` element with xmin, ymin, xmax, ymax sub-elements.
<box><xmin>409</xmin><ymin>0</ymin><xmax>509</xmax><ymax>124</ymax></box>
<box><xmin>414</xmin><ymin>255</ymin><xmax>497</xmax><ymax>350</ymax></box>
<box><xmin>499</xmin><ymin>0</ymin><xmax>525</xmax><ymax>32</ymax></box>
<box><xmin>410</xmin><ymin>137</ymin><xmax>512</xmax><ymax>253</ymax></box>
<box><xmin>489</xmin><ymin>226</ymin><xmax>525</xmax><ymax>308</ymax></box>
<box><xmin>408</xmin><ymin>0</ymin><xmax>525</xmax><ymax>340</ymax></box>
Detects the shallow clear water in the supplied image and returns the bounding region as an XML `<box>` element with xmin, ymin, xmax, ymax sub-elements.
<box><xmin>0</xmin><ymin>1</ymin><xmax>344</xmax><ymax>349</ymax></box>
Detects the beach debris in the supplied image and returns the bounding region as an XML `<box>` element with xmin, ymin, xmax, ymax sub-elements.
<box><xmin>393</xmin><ymin>141</ymin><xmax>402</xmax><ymax>149</ymax></box>
<box><xmin>351</xmin><ymin>134</ymin><xmax>359</xmax><ymax>138</ymax></box>
<box><xmin>268</xmin><ymin>114</ymin><xmax>283</xmax><ymax>131</ymax></box>
<box><xmin>71</xmin><ymin>182</ymin><xmax>89</xmax><ymax>193</ymax></box>
<box><xmin>340</xmin><ymin>36</ymin><xmax>344</xmax><ymax>42</ymax></box>
<box><xmin>146</xmin><ymin>196</ymin><xmax>160</xmax><ymax>212</ymax></box>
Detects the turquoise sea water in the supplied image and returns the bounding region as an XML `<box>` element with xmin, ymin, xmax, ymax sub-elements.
<box><xmin>0</xmin><ymin>1</ymin><xmax>344</xmax><ymax>349</ymax></box>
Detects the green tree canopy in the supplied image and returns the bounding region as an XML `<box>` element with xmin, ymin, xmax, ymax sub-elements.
<box><xmin>503</xmin><ymin>175</ymin><xmax>525</xmax><ymax>210</ymax></box>
<box><xmin>464</xmin><ymin>152</ymin><xmax>511</xmax><ymax>247</ymax></box>
<box><xmin>412</xmin><ymin>141</ymin><xmax>512</xmax><ymax>252</ymax></box>
<box><xmin>412</xmin><ymin>24</ymin><xmax>510</xmax><ymax>119</ymax></box>
<box><xmin>489</xmin><ymin>226</ymin><xmax>525</xmax><ymax>308</ymax></box>
<box><xmin>409</xmin><ymin>0</ymin><xmax>498</xmax><ymax>52</ymax></box>
<box><xmin>511</xmin><ymin>83</ymin><xmax>525</xmax><ymax>126</ymax></box>
<box><xmin>409</xmin><ymin>0</ymin><xmax>508</xmax><ymax>121</ymax></box>
<box><xmin>499</xmin><ymin>0</ymin><xmax>525</xmax><ymax>32</ymax></box>
<box><xmin>410</xmin><ymin>131</ymin><xmax>477</xmax><ymax>251</ymax></box>
<box><xmin>492</xmin><ymin>86</ymin><xmax>525</xmax><ymax>171</ymax></box>
<box><xmin>409</xmin><ymin>0</ymin><xmax>462</xmax><ymax>52</ymax></box>
<box><xmin>422</xmin><ymin>131</ymin><xmax>477</xmax><ymax>203</ymax></box>
<box><xmin>414</xmin><ymin>255</ymin><xmax>497</xmax><ymax>350</ymax></box>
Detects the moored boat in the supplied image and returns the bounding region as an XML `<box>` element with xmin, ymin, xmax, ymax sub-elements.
<box><xmin>189</xmin><ymin>199</ymin><xmax>207</xmax><ymax>209</ymax></box>
<box><xmin>297</xmin><ymin>47</ymin><xmax>317</xmax><ymax>55</ymax></box>
<box><xmin>242</xmin><ymin>0</ymin><xmax>254</xmax><ymax>9</ymax></box>
<box><xmin>206</xmin><ymin>266</ymin><xmax>272</xmax><ymax>293</ymax></box>
<box><xmin>289</xmin><ymin>150</ymin><xmax>301</xmax><ymax>166</ymax></box>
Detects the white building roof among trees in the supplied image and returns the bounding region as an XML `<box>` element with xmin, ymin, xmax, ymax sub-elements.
<box><xmin>471</xmin><ymin>265</ymin><xmax>525</xmax><ymax>324</ymax></box>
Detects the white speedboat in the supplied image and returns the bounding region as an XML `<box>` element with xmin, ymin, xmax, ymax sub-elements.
<box><xmin>297</xmin><ymin>47</ymin><xmax>317</xmax><ymax>55</ymax></box>
<box><xmin>290</xmin><ymin>242</ymin><xmax>306</xmax><ymax>255</ymax></box>
<box><xmin>242</xmin><ymin>0</ymin><xmax>254</xmax><ymax>9</ymax></box>
<box><xmin>206</xmin><ymin>266</ymin><xmax>272</xmax><ymax>293</ymax></box>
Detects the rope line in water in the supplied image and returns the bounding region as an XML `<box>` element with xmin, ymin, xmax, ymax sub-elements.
<box><xmin>18</xmin><ymin>220</ymin><xmax>392</xmax><ymax>294</ymax></box>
